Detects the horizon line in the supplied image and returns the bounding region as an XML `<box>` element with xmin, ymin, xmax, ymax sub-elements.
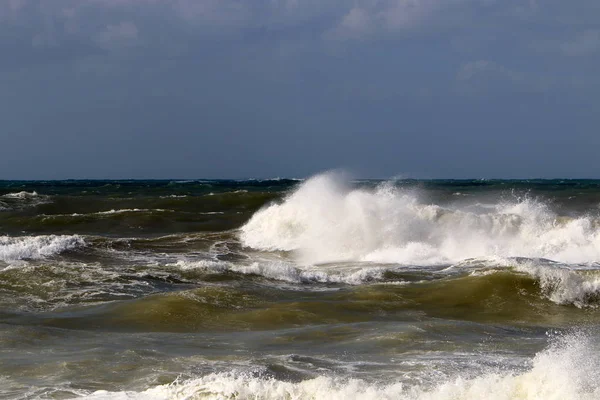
<box><xmin>1</xmin><ymin>177</ymin><xmax>600</xmax><ymax>182</ymax></box>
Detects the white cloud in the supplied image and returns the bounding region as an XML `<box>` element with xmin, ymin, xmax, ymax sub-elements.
<box><xmin>381</xmin><ymin>0</ymin><xmax>441</xmax><ymax>30</ymax></box>
<box><xmin>325</xmin><ymin>0</ymin><xmax>474</xmax><ymax>41</ymax></box>
<box><xmin>327</xmin><ymin>7</ymin><xmax>371</xmax><ymax>39</ymax></box>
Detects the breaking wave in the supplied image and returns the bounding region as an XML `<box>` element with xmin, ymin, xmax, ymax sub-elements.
<box><xmin>168</xmin><ymin>259</ymin><xmax>388</xmax><ymax>285</ymax></box>
<box><xmin>1</xmin><ymin>191</ymin><xmax>39</xmax><ymax>199</ymax></box>
<box><xmin>240</xmin><ymin>173</ymin><xmax>600</xmax><ymax>265</ymax></box>
<box><xmin>77</xmin><ymin>332</ymin><xmax>600</xmax><ymax>400</ymax></box>
<box><xmin>0</xmin><ymin>235</ymin><xmax>85</xmax><ymax>262</ymax></box>
<box><xmin>516</xmin><ymin>261</ymin><xmax>600</xmax><ymax>308</ymax></box>
<box><xmin>0</xmin><ymin>191</ymin><xmax>50</xmax><ymax>211</ymax></box>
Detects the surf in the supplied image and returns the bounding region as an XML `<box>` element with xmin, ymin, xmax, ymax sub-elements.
<box><xmin>75</xmin><ymin>331</ymin><xmax>600</xmax><ymax>400</ymax></box>
<box><xmin>240</xmin><ymin>173</ymin><xmax>600</xmax><ymax>266</ymax></box>
<box><xmin>0</xmin><ymin>234</ymin><xmax>85</xmax><ymax>262</ymax></box>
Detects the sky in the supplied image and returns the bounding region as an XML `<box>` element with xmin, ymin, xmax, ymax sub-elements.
<box><xmin>1</xmin><ymin>0</ymin><xmax>599</xmax><ymax>179</ymax></box>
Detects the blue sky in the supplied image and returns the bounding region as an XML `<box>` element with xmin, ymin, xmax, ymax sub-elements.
<box><xmin>1</xmin><ymin>0</ymin><xmax>599</xmax><ymax>179</ymax></box>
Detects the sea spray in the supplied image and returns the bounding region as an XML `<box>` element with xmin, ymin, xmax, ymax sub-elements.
<box><xmin>240</xmin><ymin>173</ymin><xmax>600</xmax><ymax>265</ymax></box>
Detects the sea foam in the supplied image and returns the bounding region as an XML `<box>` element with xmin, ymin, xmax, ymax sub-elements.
<box><xmin>168</xmin><ymin>259</ymin><xmax>386</xmax><ymax>285</ymax></box>
<box><xmin>0</xmin><ymin>235</ymin><xmax>85</xmax><ymax>262</ymax></box>
<box><xmin>1</xmin><ymin>191</ymin><xmax>39</xmax><ymax>199</ymax></box>
<box><xmin>78</xmin><ymin>331</ymin><xmax>600</xmax><ymax>400</ymax></box>
<box><xmin>516</xmin><ymin>261</ymin><xmax>600</xmax><ymax>307</ymax></box>
<box><xmin>240</xmin><ymin>173</ymin><xmax>600</xmax><ymax>266</ymax></box>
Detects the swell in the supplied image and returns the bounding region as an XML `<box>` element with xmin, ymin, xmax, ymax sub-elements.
<box><xmin>0</xmin><ymin>190</ymin><xmax>282</xmax><ymax>235</ymax></box>
<box><xmin>6</xmin><ymin>262</ymin><xmax>600</xmax><ymax>329</ymax></box>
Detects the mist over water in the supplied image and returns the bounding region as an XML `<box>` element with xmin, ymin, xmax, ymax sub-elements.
<box><xmin>2</xmin><ymin>175</ymin><xmax>600</xmax><ymax>399</ymax></box>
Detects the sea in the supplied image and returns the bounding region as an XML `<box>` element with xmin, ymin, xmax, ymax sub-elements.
<box><xmin>1</xmin><ymin>172</ymin><xmax>600</xmax><ymax>399</ymax></box>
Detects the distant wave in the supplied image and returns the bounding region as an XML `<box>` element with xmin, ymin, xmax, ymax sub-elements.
<box><xmin>39</xmin><ymin>209</ymin><xmax>174</xmax><ymax>218</ymax></box>
<box><xmin>88</xmin><ymin>208</ymin><xmax>171</xmax><ymax>216</ymax></box>
<box><xmin>0</xmin><ymin>191</ymin><xmax>51</xmax><ymax>210</ymax></box>
<box><xmin>240</xmin><ymin>173</ymin><xmax>600</xmax><ymax>266</ymax></box>
<box><xmin>1</xmin><ymin>191</ymin><xmax>39</xmax><ymax>199</ymax></box>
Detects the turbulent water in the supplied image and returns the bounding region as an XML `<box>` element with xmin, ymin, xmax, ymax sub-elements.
<box><xmin>2</xmin><ymin>174</ymin><xmax>600</xmax><ymax>399</ymax></box>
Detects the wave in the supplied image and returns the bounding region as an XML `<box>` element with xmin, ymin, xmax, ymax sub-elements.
<box><xmin>76</xmin><ymin>209</ymin><xmax>171</xmax><ymax>216</ymax></box>
<box><xmin>516</xmin><ymin>261</ymin><xmax>600</xmax><ymax>307</ymax></box>
<box><xmin>240</xmin><ymin>173</ymin><xmax>600</xmax><ymax>266</ymax></box>
<box><xmin>0</xmin><ymin>235</ymin><xmax>85</xmax><ymax>262</ymax></box>
<box><xmin>74</xmin><ymin>331</ymin><xmax>600</xmax><ymax>399</ymax></box>
<box><xmin>0</xmin><ymin>191</ymin><xmax>50</xmax><ymax>210</ymax></box>
<box><xmin>168</xmin><ymin>259</ymin><xmax>388</xmax><ymax>285</ymax></box>
<box><xmin>1</xmin><ymin>191</ymin><xmax>39</xmax><ymax>199</ymax></box>
<box><xmin>34</xmin><ymin>209</ymin><xmax>174</xmax><ymax>220</ymax></box>
<box><xmin>170</xmin><ymin>257</ymin><xmax>600</xmax><ymax>308</ymax></box>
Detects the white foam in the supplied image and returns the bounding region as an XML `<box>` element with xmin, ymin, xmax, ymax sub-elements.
<box><xmin>76</xmin><ymin>332</ymin><xmax>600</xmax><ymax>400</ymax></box>
<box><xmin>168</xmin><ymin>259</ymin><xmax>389</xmax><ymax>285</ymax></box>
<box><xmin>96</xmin><ymin>209</ymin><xmax>169</xmax><ymax>215</ymax></box>
<box><xmin>1</xmin><ymin>191</ymin><xmax>39</xmax><ymax>199</ymax></box>
<box><xmin>0</xmin><ymin>235</ymin><xmax>85</xmax><ymax>262</ymax></box>
<box><xmin>42</xmin><ymin>209</ymin><xmax>172</xmax><ymax>218</ymax></box>
<box><xmin>516</xmin><ymin>262</ymin><xmax>600</xmax><ymax>307</ymax></box>
<box><xmin>240</xmin><ymin>173</ymin><xmax>600</xmax><ymax>266</ymax></box>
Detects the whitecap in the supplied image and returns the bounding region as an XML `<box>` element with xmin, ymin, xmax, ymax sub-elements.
<box><xmin>76</xmin><ymin>331</ymin><xmax>600</xmax><ymax>400</ymax></box>
<box><xmin>0</xmin><ymin>235</ymin><xmax>85</xmax><ymax>262</ymax></box>
<box><xmin>240</xmin><ymin>173</ymin><xmax>600</xmax><ymax>266</ymax></box>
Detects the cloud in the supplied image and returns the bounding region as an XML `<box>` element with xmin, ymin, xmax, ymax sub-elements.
<box><xmin>455</xmin><ymin>60</ymin><xmax>536</xmax><ymax>94</ymax></box>
<box><xmin>4</xmin><ymin>0</ymin><xmax>596</xmax><ymax>52</ymax></box>
<box><xmin>2</xmin><ymin>0</ymin><xmax>469</xmax><ymax>45</ymax></box>
<box><xmin>326</xmin><ymin>0</ymin><xmax>461</xmax><ymax>40</ymax></box>
<box><xmin>0</xmin><ymin>0</ymin><xmax>27</xmax><ymax>16</ymax></box>
<box><xmin>1</xmin><ymin>0</ymin><xmax>600</xmax><ymax>100</ymax></box>
<box><xmin>457</xmin><ymin>60</ymin><xmax>523</xmax><ymax>82</ymax></box>
<box><xmin>531</xmin><ymin>28</ymin><xmax>600</xmax><ymax>59</ymax></box>
<box><xmin>93</xmin><ymin>21</ymin><xmax>139</xmax><ymax>50</ymax></box>
<box><xmin>560</xmin><ymin>30</ymin><xmax>600</xmax><ymax>56</ymax></box>
<box><xmin>328</xmin><ymin>7</ymin><xmax>371</xmax><ymax>40</ymax></box>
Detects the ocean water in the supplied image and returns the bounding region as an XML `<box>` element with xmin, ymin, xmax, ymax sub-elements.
<box><xmin>2</xmin><ymin>173</ymin><xmax>600</xmax><ymax>399</ymax></box>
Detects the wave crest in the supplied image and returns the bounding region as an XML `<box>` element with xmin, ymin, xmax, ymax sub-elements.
<box><xmin>0</xmin><ymin>235</ymin><xmax>85</xmax><ymax>262</ymax></box>
<box><xmin>1</xmin><ymin>191</ymin><xmax>39</xmax><ymax>199</ymax></box>
<box><xmin>240</xmin><ymin>173</ymin><xmax>600</xmax><ymax>265</ymax></box>
<box><xmin>517</xmin><ymin>262</ymin><xmax>600</xmax><ymax>307</ymax></box>
<box><xmin>78</xmin><ymin>332</ymin><xmax>600</xmax><ymax>400</ymax></box>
